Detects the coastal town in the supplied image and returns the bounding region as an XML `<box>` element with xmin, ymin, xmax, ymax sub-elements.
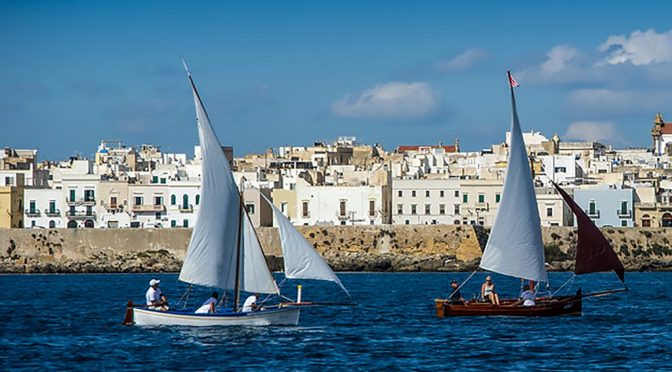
<box><xmin>3</xmin><ymin>112</ymin><xmax>672</xmax><ymax>231</ymax></box>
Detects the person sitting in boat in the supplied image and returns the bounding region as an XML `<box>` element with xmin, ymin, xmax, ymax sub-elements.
<box><xmin>146</xmin><ymin>279</ymin><xmax>169</xmax><ymax>311</ymax></box>
<box><xmin>241</xmin><ymin>293</ymin><xmax>259</xmax><ymax>312</ymax></box>
<box><xmin>195</xmin><ymin>291</ymin><xmax>219</xmax><ymax>314</ymax></box>
<box><xmin>518</xmin><ymin>285</ymin><xmax>536</xmax><ymax>306</ymax></box>
<box><xmin>481</xmin><ymin>275</ymin><xmax>500</xmax><ymax>305</ymax></box>
<box><xmin>447</xmin><ymin>280</ymin><xmax>464</xmax><ymax>304</ymax></box>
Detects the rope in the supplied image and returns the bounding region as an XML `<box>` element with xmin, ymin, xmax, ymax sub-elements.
<box><xmin>448</xmin><ymin>268</ymin><xmax>479</xmax><ymax>299</ymax></box>
<box><xmin>177</xmin><ymin>284</ymin><xmax>192</xmax><ymax>309</ymax></box>
<box><xmin>551</xmin><ymin>274</ymin><xmax>576</xmax><ymax>297</ymax></box>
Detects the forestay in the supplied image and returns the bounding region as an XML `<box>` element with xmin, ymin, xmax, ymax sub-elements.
<box><xmin>259</xmin><ymin>192</ymin><xmax>349</xmax><ymax>295</ymax></box>
<box><xmin>479</xmin><ymin>85</ymin><xmax>548</xmax><ymax>283</ymax></box>
<box><xmin>178</xmin><ymin>73</ymin><xmax>247</xmax><ymax>290</ymax></box>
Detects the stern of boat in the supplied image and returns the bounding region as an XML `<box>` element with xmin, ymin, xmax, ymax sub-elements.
<box><xmin>434</xmin><ymin>299</ymin><xmax>447</xmax><ymax>318</ymax></box>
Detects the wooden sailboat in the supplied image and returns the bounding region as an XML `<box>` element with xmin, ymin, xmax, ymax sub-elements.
<box><xmin>435</xmin><ymin>72</ymin><xmax>626</xmax><ymax>317</ymax></box>
<box><xmin>124</xmin><ymin>64</ymin><xmax>349</xmax><ymax>326</ymax></box>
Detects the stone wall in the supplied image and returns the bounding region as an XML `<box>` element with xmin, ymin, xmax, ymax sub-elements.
<box><xmin>1</xmin><ymin>225</ymin><xmax>671</xmax><ymax>273</ymax></box>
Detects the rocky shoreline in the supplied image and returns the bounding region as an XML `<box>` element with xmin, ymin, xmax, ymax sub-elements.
<box><xmin>1</xmin><ymin>225</ymin><xmax>672</xmax><ymax>273</ymax></box>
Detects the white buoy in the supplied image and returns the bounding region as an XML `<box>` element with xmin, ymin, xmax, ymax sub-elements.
<box><xmin>297</xmin><ymin>285</ymin><xmax>302</xmax><ymax>303</ymax></box>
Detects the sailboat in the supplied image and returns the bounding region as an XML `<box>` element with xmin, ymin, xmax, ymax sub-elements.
<box><xmin>435</xmin><ymin>72</ymin><xmax>626</xmax><ymax>317</ymax></box>
<box><xmin>124</xmin><ymin>64</ymin><xmax>349</xmax><ymax>326</ymax></box>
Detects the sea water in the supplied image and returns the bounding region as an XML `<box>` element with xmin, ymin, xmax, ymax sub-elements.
<box><xmin>0</xmin><ymin>272</ymin><xmax>670</xmax><ymax>370</ymax></box>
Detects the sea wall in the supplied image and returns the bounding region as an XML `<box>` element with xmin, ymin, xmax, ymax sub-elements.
<box><xmin>0</xmin><ymin>225</ymin><xmax>670</xmax><ymax>273</ymax></box>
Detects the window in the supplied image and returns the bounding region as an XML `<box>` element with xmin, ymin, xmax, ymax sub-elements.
<box><xmin>154</xmin><ymin>196</ymin><xmax>163</xmax><ymax>206</ymax></box>
<box><xmin>195</xmin><ymin>195</ymin><xmax>200</xmax><ymax>205</ymax></box>
<box><xmin>439</xmin><ymin>204</ymin><xmax>446</xmax><ymax>214</ymax></box>
<box><xmin>440</xmin><ymin>190</ymin><xmax>444</xmax><ymax>197</ymax></box>
<box><xmin>69</xmin><ymin>205</ymin><xmax>75</xmax><ymax>216</ymax></box>
<box><xmin>69</xmin><ymin>189</ymin><xmax>76</xmax><ymax>202</ymax></box>
<box><xmin>182</xmin><ymin>194</ymin><xmax>189</xmax><ymax>209</ymax></box>
<box><xmin>339</xmin><ymin>201</ymin><xmax>347</xmax><ymax>217</ymax></box>
<box><xmin>31</xmin><ymin>220</ymin><xmax>36</xmax><ymax>227</ymax></box>
<box><xmin>29</xmin><ymin>200</ymin><xmax>36</xmax><ymax>214</ymax></box>
<box><xmin>155</xmin><ymin>212</ymin><xmax>161</xmax><ymax>220</ymax></box>
<box><xmin>411</xmin><ymin>204</ymin><xmax>417</xmax><ymax>215</ymax></box>
<box><xmin>49</xmin><ymin>200</ymin><xmax>56</xmax><ymax>214</ymax></box>
<box><xmin>84</xmin><ymin>189</ymin><xmax>95</xmax><ymax>202</ymax></box>
<box><xmin>49</xmin><ymin>220</ymin><xmax>56</xmax><ymax>228</ymax></box>
<box><xmin>398</xmin><ymin>190</ymin><xmax>403</xmax><ymax>197</ymax></box>
<box><xmin>134</xmin><ymin>196</ymin><xmax>143</xmax><ymax>206</ymax></box>
<box><xmin>183</xmin><ymin>219</ymin><xmax>189</xmax><ymax>228</ymax></box>
<box><xmin>405</xmin><ymin>220</ymin><xmax>410</xmax><ymax>225</ymax></box>
<box><xmin>554</xmin><ymin>167</ymin><xmax>567</xmax><ymax>173</ymax></box>
<box><xmin>412</xmin><ymin>191</ymin><xmax>416</xmax><ymax>197</ymax></box>
<box><xmin>620</xmin><ymin>201</ymin><xmax>628</xmax><ymax>215</ymax></box>
<box><xmin>478</xmin><ymin>194</ymin><xmax>485</xmax><ymax>203</ymax></box>
<box><xmin>425</xmin><ymin>204</ymin><xmax>431</xmax><ymax>214</ymax></box>
<box><xmin>495</xmin><ymin>194</ymin><xmax>501</xmax><ymax>203</ymax></box>
<box><xmin>425</xmin><ymin>190</ymin><xmax>430</xmax><ymax>197</ymax></box>
<box><xmin>86</xmin><ymin>206</ymin><xmax>93</xmax><ymax>216</ymax></box>
<box><xmin>589</xmin><ymin>200</ymin><xmax>596</xmax><ymax>215</ymax></box>
<box><xmin>454</xmin><ymin>204</ymin><xmax>460</xmax><ymax>214</ymax></box>
<box><xmin>110</xmin><ymin>197</ymin><xmax>118</xmax><ymax>209</ymax></box>
<box><xmin>546</xmin><ymin>207</ymin><xmax>553</xmax><ymax>217</ymax></box>
<box><xmin>170</xmin><ymin>195</ymin><xmax>176</xmax><ymax>205</ymax></box>
<box><xmin>454</xmin><ymin>190</ymin><xmax>459</xmax><ymax>197</ymax></box>
<box><xmin>130</xmin><ymin>221</ymin><xmax>140</xmax><ymax>228</ymax></box>
<box><xmin>160</xmin><ymin>178</ymin><xmax>166</xmax><ymax>184</ymax></box>
<box><xmin>369</xmin><ymin>200</ymin><xmax>376</xmax><ymax>217</ymax></box>
<box><xmin>463</xmin><ymin>194</ymin><xmax>468</xmax><ymax>203</ymax></box>
<box><xmin>281</xmin><ymin>202</ymin><xmax>287</xmax><ymax>213</ymax></box>
<box><xmin>621</xmin><ymin>220</ymin><xmax>627</xmax><ymax>227</ymax></box>
<box><xmin>152</xmin><ymin>176</ymin><xmax>158</xmax><ymax>184</ymax></box>
<box><xmin>302</xmin><ymin>201</ymin><xmax>309</xmax><ymax>218</ymax></box>
<box><xmin>246</xmin><ymin>204</ymin><xmax>256</xmax><ymax>214</ymax></box>
<box><xmin>169</xmin><ymin>220</ymin><xmax>176</xmax><ymax>227</ymax></box>
<box><xmin>397</xmin><ymin>204</ymin><xmax>403</xmax><ymax>215</ymax></box>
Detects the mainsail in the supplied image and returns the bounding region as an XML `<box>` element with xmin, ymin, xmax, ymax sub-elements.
<box><xmin>178</xmin><ymin>67</ymin><xmax>277</xmax><ymax>294</ymax></box>
<box><xmin>550</xmin><ymin>181</ymin><xmax>625</xmax><ymax>282</ymax></box>
<box><xmin>479</xmin><ymin>73</ymin><xmax>548</xmax><ymax>283</ymax></box>
<box><xmin>259</xmin><ymin>192</ymin><xmax>349</xmax><ymax>295</ymax></box>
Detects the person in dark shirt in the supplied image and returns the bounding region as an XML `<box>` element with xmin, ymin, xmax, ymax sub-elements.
<box><xmin>447</xmin><ymin>280</ymin><xmax>464</xmax><ymax>304</ymax></box>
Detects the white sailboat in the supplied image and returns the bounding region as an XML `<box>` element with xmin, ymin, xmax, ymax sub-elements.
<box><xmin>126</xmin><ymin>64</ymin><xmax>349</xmax><ymax>326</ymax></box>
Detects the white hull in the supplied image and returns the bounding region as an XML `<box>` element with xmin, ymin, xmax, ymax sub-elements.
<box><xmin>132</xmin><ymin>307</ymin><xmax>300</xmax><ymax>326</ymax></box>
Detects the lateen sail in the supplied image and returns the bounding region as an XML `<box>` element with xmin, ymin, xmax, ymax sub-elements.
<box><xmin>259</xmin><ymin>192</ymin><xmax>349</xmax><ymax>295</ymax></box>
<box><xmin>479</xmin><ymin>78</ymin><xmax>548</xmax><ymax>283</ymax></box>
<box><xmin>179</xmin><ymin>70</ymin><xmax>277</xmax><ymax>294</ymax></box>
<box><xmin>551</xmin><ymin>181</ymin><xmax>625</xmax><ymax>282</ymax></box>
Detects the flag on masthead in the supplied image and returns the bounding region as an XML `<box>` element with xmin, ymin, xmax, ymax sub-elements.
<box><xmin>508</xmin><ymin>71</ymin><xmax>519</xmax><ymax>87</ymax></box>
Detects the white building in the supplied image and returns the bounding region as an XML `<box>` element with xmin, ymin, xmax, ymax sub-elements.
<box><xmin>392</xmin><ymin>178</ymin><xmax>462</xmax><ymax>225</ymax></box>
<box><xmin>23</xmin><ymin>188</ymin><xmax>66</xmax><ymax>228</ymax></box>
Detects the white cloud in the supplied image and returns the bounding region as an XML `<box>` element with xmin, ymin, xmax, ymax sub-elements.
<box><xmin>567</xmin><ymin>88</ymin><xmax>636</xmax><ymax>111</ymax></box>
<box><xmin>598</xmin><ymin>28</ymin><xmax>672</xmax><ymax>65</ymax></box>
<box><xmin>564</xmin><ymin>121</ymin><xmax>618</xmax><ymax>142</ymax></box>
<box><xmin>332</xmin><ymin>82</ymin><xmax>441</xmax><ymax>120</ymax></box>
<box><xmin>540</xmin><ymin>45</ymin><xmax>580</xmax><ymax>73</ymax></box>
<box><xmin>434</xmin><ymin>48</ymin><xmax>489</xmax><ymax>72</ymax></box>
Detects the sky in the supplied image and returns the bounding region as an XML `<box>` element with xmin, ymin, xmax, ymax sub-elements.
<box><xmin>3</xmin><ymin>0</ymin><xmax>672</xmax><ymax>160</ymax></box>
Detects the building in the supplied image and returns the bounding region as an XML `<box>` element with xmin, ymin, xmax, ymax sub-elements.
<box><xmin>651</xmin><ymin>112</ymin><xmax>672</xmax><ymax>156</ymax></box>
<box><xmin>573</xmin><ymin>185</ymin><xmax>634</xmax><ymax>227</ymax></box>
<box><xmin>391</xmin><ymin>178</ymin><xmax>462</xmax><ymax>225</ymax></box>
<box><xmin>0</xmin><ymin>184</ymin><xmax>24</xmax><ymax>228</ymax></box>
<box><xmin>23</xmin><ymin>188</ymin><xmax>66</xmax><ymax>228</ymax></box>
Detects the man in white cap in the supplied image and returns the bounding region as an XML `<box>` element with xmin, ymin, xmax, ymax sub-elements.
<box><xmin>146</xmin><ymin>279</ymin><xmax>169</xmax><ymax>311</ymax></box>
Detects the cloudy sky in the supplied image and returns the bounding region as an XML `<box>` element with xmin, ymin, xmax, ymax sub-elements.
<box><xmin>3</xmin><ymin>0</ymin><xmax>672</xmax><ymax>159</ymax></box>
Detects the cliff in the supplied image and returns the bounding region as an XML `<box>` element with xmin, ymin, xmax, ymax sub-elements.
<box><xmin>1</xmin><ymin>225</ymin><xmax>671</xmax><ymax>273</ymax></box>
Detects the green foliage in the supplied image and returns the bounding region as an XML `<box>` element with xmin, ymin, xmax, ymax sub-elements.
<box><xmin>544</xmin><ymin>244</ymin><xmax>570</xmax><ymax>262</ymax></box>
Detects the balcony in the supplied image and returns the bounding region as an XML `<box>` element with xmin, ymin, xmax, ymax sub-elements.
<box><xmin>616</xmin><ymin>209</ymin><xmax>632</xmax><ymax>218</ymax></box>
<box><xmin>66</xmin><ymin>210</ymin><xmax>97</xmax><ymax>220</ymax></box>
<box><xmin>102</xmin><ymin>203</ymin><xmax>124</xmax><ymax>213</ymax></box>
<box><xmin>131</xmin><ymin>204</ymin><xmax>166</xmax><ymax>213</ymax></box>
<box><xmin>25</xmin><ymin>209</ymin><xmax>41</xmax><ymax>217</ymax></box>
<box><xmin>66</xmin><ymin>198</ymin><xmax>96</xmax><ymax>206</ymax></box>
<box><xmin>44</xmin><ymin>209</ymin><xmax>61</xmax><ymax>217</ymax></box>
<box><xmin>179</xmin><ymin>204</ymin><xmax>193</xmax><ymax>213</ymax></box>
<box><xmin>475</xmin><ymin>202</ymin><xmax>489</xmax><ymax>211</ymax></box>
<box><xmin>585</xmin><ymin>209</ymin><xmax>600</xmax><ymax>219</ymax></box>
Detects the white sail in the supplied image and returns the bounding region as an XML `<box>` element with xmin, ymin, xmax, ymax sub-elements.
<box><xmin>479</xmin><ymin>87</ymin><xmax>548</xmax><ymax>283</ymax></box>
<box><xmin>178</xmin><ymin>74</ymin><xmax>248</xmax><ymax>290</ymax></box>
<box><xmin>259</xmin><ymin>192</ymin><xmax>349</xmax><ymax>295</ymax></box>
<box><xmin>240</xmin><ymin>213</ymin><xmax>280</xmax><ymax>294</ymax></box>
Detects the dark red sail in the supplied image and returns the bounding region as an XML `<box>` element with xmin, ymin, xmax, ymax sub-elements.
<box><xmin>551</xmin><ymin>181</ymin><xmax>625</xmax><ymax>282</ymax></box>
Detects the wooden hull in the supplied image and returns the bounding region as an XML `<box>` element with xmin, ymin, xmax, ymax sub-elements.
<box><xmin>435</xmin><ymin>291</ymin><xmax>582</xmax><ymax>317</ymax></box>
<box><xmin>130</xmin><ymin>306</ymin><xmax>300</xmax><ymax>326</ymax></box>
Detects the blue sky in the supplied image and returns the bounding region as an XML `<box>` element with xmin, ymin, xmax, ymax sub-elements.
<box><xmin>3</xmin><ymin>0</ymin><xmax>672</xmax><ymax>160</ymax></box>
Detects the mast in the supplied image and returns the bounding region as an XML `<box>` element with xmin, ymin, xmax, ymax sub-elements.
<box><xmin>233</xmin><ymin>193</ymin><xmax>244</xmax><ymax>312</ymax></box>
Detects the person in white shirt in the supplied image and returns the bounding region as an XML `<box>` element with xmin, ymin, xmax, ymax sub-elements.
<box><xmin>195</xmin><ymin>292</ymin><xmax>219</xmax><ymax>314</ymax></box>
<box><xmin>241</xmin><ymin>293</ymin><xmax>259</xmax><ymax>312</ymax></box>
<box><xmin>145</xmin><ymin>279</ymin><xmax>169</xmax><ymax>311</ymax></box>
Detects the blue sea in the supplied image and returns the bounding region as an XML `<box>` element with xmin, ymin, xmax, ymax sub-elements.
<box><xmin>0</xmin><ymin>272</ymin><xmax>670</xmax><ymax>370</ymax></box>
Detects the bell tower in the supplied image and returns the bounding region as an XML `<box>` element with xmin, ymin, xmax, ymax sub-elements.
<box><xmin>652</xmin><ymin>112</ymin><xmax>664</xmax><ymax>155</ymax></box>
